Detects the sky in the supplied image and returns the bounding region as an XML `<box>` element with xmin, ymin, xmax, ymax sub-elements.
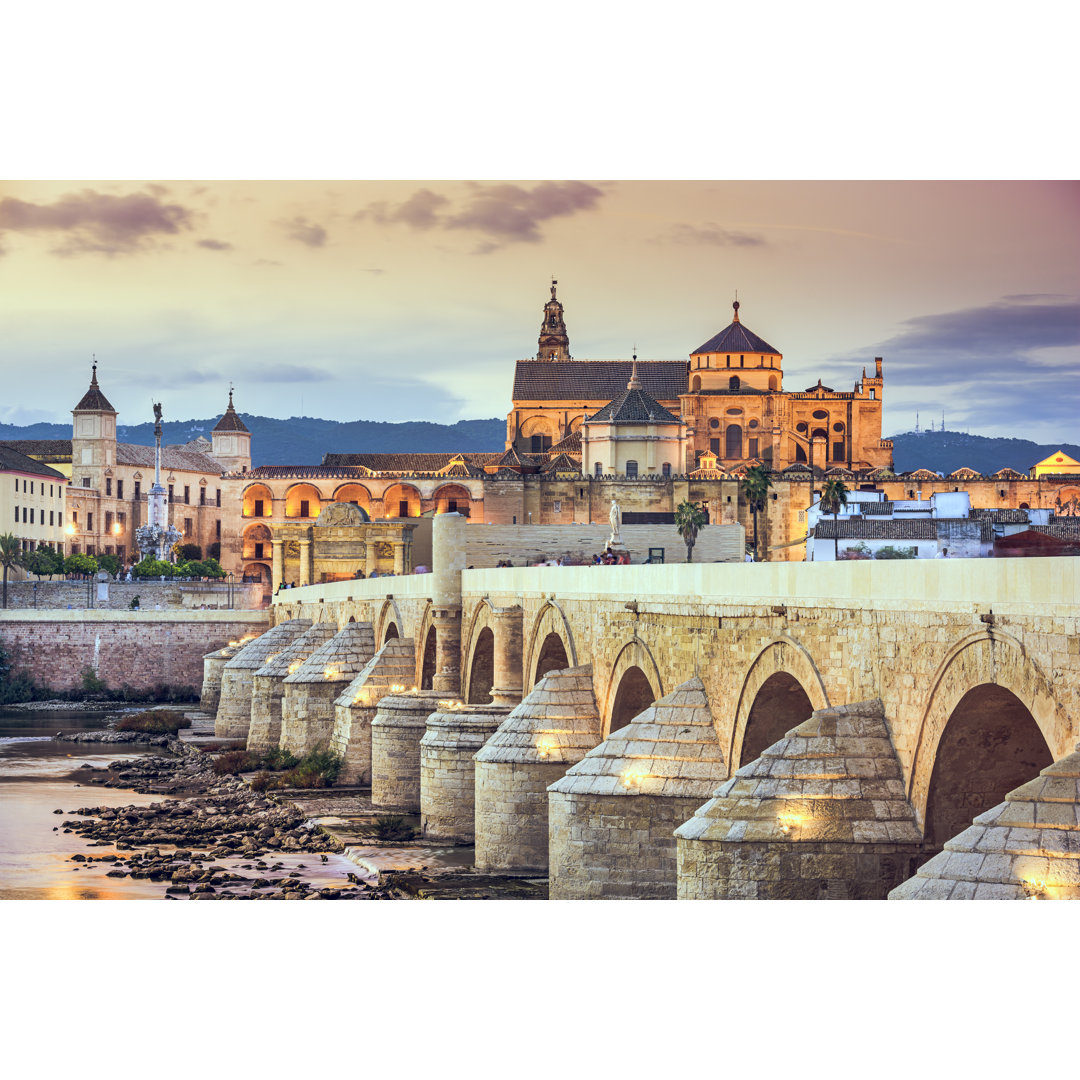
<box><xmin>1</xmin><ymin>179</ymin><xmax>1076</xmax><ymax>442</ymax></box>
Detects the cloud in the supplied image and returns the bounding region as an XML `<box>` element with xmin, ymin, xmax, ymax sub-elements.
<box><xmin>357</xmin><ymin>181</ymin><xmax>606</xmax><ymax>251</ymax></box>
<box><xmin>661</xmin><ymin>221</ymin><xmax>767</xmax><ymax>247</ymax></box>
<box><xmin>197</xmin><ymin>238</ymin><xmax>233</xmax><ymax>251</ymax></box>
<box><xmin>282</xmin><ymin>216</ymin><xmax>327</xmax><ymax>247</ymax></box>
<box><xmin>837</xmin><ymin>295</ymin><xmax>1080</xmax><ymax>437</ymax></box>
<box><xmin>0</xmin><ymin>188</ymin><xmax>194</xmax><ymax>256</ymax></box>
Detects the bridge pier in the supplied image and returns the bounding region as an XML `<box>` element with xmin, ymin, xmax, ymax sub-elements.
<box><xmin>201</xmin><ymin>639</ymin><xmax>245</xmax><ymax>714</ymax></box>
<box><xmin>675</xmin><ymin>700</ymin><xmax>925</xmax><ymax>900</ymax></box>
<box><xmin>370</xmin><ymin>691</ymin><xmax>448</xmax><ymax>812</ymax></box>
<box><xmin>489</xmin><ymin>605</ymin><xmax>524</xmax><ymax>706</ymax></box>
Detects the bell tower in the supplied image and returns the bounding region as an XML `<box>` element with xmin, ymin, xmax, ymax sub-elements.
<box><xmin>211</xmin><ymin>388</ymin><xmax>252</xmax><ymax>473</ymax></box>
<box><xmin>71</xmin><ymin>361</ymin><xmax>118</xmax><ymax>487</ymax></box>
<box><xmin>537</xmin><ymin>278</ymin><xmax>571</xmax><ymax>361</ymax></box>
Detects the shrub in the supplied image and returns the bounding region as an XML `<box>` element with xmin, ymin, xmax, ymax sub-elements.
<box><xmin>133</xmin><ymin>558</ymin><xmax>174</xmax><ymax>580</ymax></box>
<box><xmin>249</xmin><ymin>771</ymin><xmax>275</xmax><ymax>793</ymax></box>
<box><xmin>372</xmin><ymin>815</ymin><xmax>416</xmax><ymax>842</ymax></box>
<box><xmin>129</xmin><ymin>594</ymin><xmax>141</xmax><ymax>610</ymax></box>
<box><xmin>0</xmin><ymin>640</ymin><xmax>43</xmax><ymax>704</ymax></box>
<box><xmin>80</xmin><ymin>667</ymin><xmax>107</xmax><ymax>694</ymax></box>
<box><xmin>64</xmin><ymin>553</ymin><xmax>98</xmax><ymax>576</ymax></box>
<box><xmin>177</xmin><ymin>543</ymin><xmax>202</xmax><ymax>562</ymax></box>
<box><xmin>262</xmin><ymin>746</ymin><xmax>300</xmax><ymax>771</ymax></box>
<box><xmin>96</xmin><ymin>553</ymin><xmax>121</xmax><ymax>576</ymax></box>
<box><xmin>23</xmin><ymin>544</ymin><xmax>64</xmax><ymax>580</ymax></box>
<box><xmin>838</xmin><ymin>542</ymin><xmax>872</xmax><ymax>561</ymax></box>
<box><xmin>250</xmin><ymin>747</ymin><xmax>343</xmax><ymax>791</ymax></box>
<box><xmin>212</xmin><ymin>749</ymin><xmax>263</xmax><ymax>775</ymax></box>
<box><xmin>207</xmin><ymin>542</ymin><xmax>221</xmax><ymax>561</ymax></box>
<box><xmin>874</xmin><ymin>545</ymin><xmax>918</xmax><ymax>560</ymax></box>
<box><xmin>200</xmin><ymin>558</ymin><xmax>226</xmax><ymax>580</ymax></box>
<box><xmin>116</xmin><ymin>710</ymin><xmax>193</xmax><ymax>734</ymax></box>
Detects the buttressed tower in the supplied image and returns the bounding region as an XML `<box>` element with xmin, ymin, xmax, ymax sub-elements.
<box><xmin>211</xmin><ymin>389</ymin><xmax>252</xmax><ymax>473</ymax></box>
<box><xmin>537</xmin><ymin>278</ymin><xmax>571</xmax><ymax>360</ymax></box>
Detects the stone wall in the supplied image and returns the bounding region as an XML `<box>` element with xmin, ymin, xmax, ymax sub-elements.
<box><xmin>461</xmin><ymin>522</ymin><xmax>745</xmax><ymax>567</ymax></box>
<box><xmin>0</xmin><ymin>610</ymin><xmax>269</xmax><ymax>694</ymax></box>
<box><xmin>0</xmin><ymin>579</ymin><xmax>263</xmax><ymax>611</ymax></box>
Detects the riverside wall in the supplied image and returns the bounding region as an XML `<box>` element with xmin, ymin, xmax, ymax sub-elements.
<box><xmin>0</xmin><ymin>610</ymin><xmax>270</xmax><ymax>694</ymax></box>
<box><xmin>0</xmin><ymin>580</ymin><xmax>264</xmax><ymax>611</ymax></box>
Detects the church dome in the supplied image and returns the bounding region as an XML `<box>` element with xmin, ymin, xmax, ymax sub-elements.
<box><xmin>691</xmin><ymin>300</ymin><xmax>781</xmax><ymax>357</ymax></box>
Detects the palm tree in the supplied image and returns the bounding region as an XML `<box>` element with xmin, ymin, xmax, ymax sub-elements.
<box><xmin>673</xmin><ymin>500</ymin><xmax>708</xmax><ymax>562</ymax></box>
<box><xmin>1</xmin><ymin>533</ymin><xmax>24</xmax><ymax>609</ymax></box>
<box><xmin>818</xmin><ymin>479</ymin><xmax>850</xmax><ymax>561</ymax></box>
<box><xmin>740</xmin><ymin>465</ymin><xmax>773</xmax><ymax>560</ymax></box>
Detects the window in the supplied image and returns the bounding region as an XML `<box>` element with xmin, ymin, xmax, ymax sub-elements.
<box><xmin>398</xmin><ymin>500</ymin><xmax>408</xmax><ymax>517</ymax></box>
<box><xmin>105</xmin><ymin>511</ymin><xmax>113</xmax><ymax>533</ymax></box>
<box><xmin>662</xmin><ymin>463</ymin><xmax>671</xmax><ymax>478</ymax></box>
<box><xmin>740</xmin><ymin>355</ymin><xmax>745</xmax><ymax>367</ymax></box>
<box><xmin>215</xmin><ymin>519</ymin><xmax>221</xmax><ymax>539</ymax></box>
<box><xmin>710</xmin><ymin>438</ymin><xmax>721</xmax><ymax>456</ymax></box>
<box><xmin>870</xmin><ymin>389</ymin><xmax>876</xmax><ymax>399</ymax></box>
<box><xmin>254</xmin><ymin>499</ymin><xmax>264</xmax><ymax>517</ymax></box>
<box><xmin>118</xmin><ymin>512</ymin><xmax>125</xmax><ymax>529</ymax></box>
<box><xmin>105</xmin><ymin>478</ymin><xmax>112</xmax><ymax>496</ymax></box>
<box><xmin>58</xmin><ymin>512</ymin><xmax>62</xmax><ymax>528</ymax></box>
<box><xmin>531</xmin><ymin>434</ymin><xmax>552</xmax><ymax>453</ymax></box>
<box><xmin>748</xmin><ymin>438</ymin><xmax>759</xmax><ymax>458</ymax></box>
<box><xmin>729</xmin><ymin>376</ymin><xmax>740</xmax><ymax>390</ymax></box>
<box><xmin>725</xmin><ymin>424</ymin><xmax>742</xmax><ymax>458</ymax></box>
<box><xmin>134</xmin><ymin>481</ymin><xmax>141</xmax><ymax>500</ymax></box>
<box><xmin>215</xmin><ymin>489</ymin><xmax>221</xmax><ymax>507</ymax></box>
<box><xmin>626</xmin><ymin>460</ymin><xmax>638</xmax><ymax>478</ymax></box>
<box><xmin>50</xmin><ymin>511</ymin><xmax>54</xmax><ymax>526</ymax></box>
<box><xmin>87</xmin><ymin>513</ymin><xmax>94</xmax><ymax>531</ymax></box>
<box><xmin>300</xmin><ymin>500</ymin><xmax>310</xmax><ymax>518</ymax></box>
<box><xmin>552</xmin><ymin>499</ymin><xmax>562</xmax><ymax>514</ymax></box>
<box><xmin>726</xmin><ymin>355</ymin><xmax>731</xmax><ymax>366</ymax></box>
<box><xmin>168</xmin><ymin>484</ymin><xmax>174</xmax><ymax>501</ymax></box>
<box><xmin>709</xmin><ymin>417</ymin><xmax>720</xmax><ymax>429</ymax></box>
<box><xmin>594</xmin><ymin>462</ymin><xmax>602</xmax><ymax>477</ymax></box>
<box><xmin>30</xmin><ymin>482</ymin><xmax>35</xmax><ymax>495</ymax></box>
<box><xmin>82</xmin><ymin>477</ymin><xmax>90</xmax><ymax>487</ymax></box>
<box><xmin>72</xmin><ymin>511</ymin><xmax>78</xmax><ymax>527</ymax></box>
<box><xmin>23</xmin><ymin>508</ymin><xmax>28</xmax><ymax>523</ymax></box>
<box><xmin>200</xmin><ymin>487</ymin><xmax>206</xmax><ymax>506</ymax></box>
<box><xmin>448</xmin><ymin>499</ymin><xmax>458</xmax><ymax>513</ymax></box>
<box><xmin>184</xmin><ymin>486</ymin><xmax>190</xmax><ymax>504</ymax></box>
<box><xmin>29</xmin><ymin>509</ymin><xmax>34</xmax><ymax>524</ymax></box>
<box><xmin>117</xmin><ymin>480</ymin><xmax>123</xmax><ymax>500</ymax></box>
<box><xmin>12</xmin><ymin>506</ymin><xmax>17</xmax><ymax>523</ymax></box>
<box><xmin>184</xmin><ymin>517</ymin><xmax>193</xmax><ymax>536</ymax></box>
<box><xmin>254</xmin><ymin>542</ymin><xmax>264</xmax><ymax>559</ymax></box>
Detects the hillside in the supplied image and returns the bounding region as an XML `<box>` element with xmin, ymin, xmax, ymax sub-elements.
<box><xmin>0</xmin><ymin>415</ymin><xmax>507</xmax><ymax>467</ymax></box>
<box><xmin>888</xmin><ymin>431</ymin><xmax>1080</xmax><ymax>476</ymax></box>
<box><xmin>2</xmin><ymin>415</ymin><xmax>1076</xmax><ymax>475</ymax></box>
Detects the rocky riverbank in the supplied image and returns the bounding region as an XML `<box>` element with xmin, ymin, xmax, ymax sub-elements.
<box><xmin>54</xmin><ymin>740</ymin><xmax>397</xmax><ymax>899</ymax></box>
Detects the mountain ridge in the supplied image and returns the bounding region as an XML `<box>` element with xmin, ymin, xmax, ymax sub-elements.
<box><xmin>1</xmin><ymin>416</ymin><xmax>1076</xmax><ymax>475</ymax></box>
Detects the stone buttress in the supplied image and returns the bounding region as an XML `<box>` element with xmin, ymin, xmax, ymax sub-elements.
<box><xmin>548</xmin><ymin>676</ymin><xmax>727</xmax><ymax>900</ymax></box>
<box><xmin>279</xmin><ymin>622</ymin><xmax>377</xmax><ymax>756</ymax></box>
<box><xmin>330</xmin><ymin>638</ymin><xmax>417</xmax><ymax>786</ymax></box>
<box><xmin>247</xmin><ymin>622</ymin><xmax>339</xmax><ymax>753</ymax></box>
<box><xmin>473</xmin><ymin>665</ymin><xmax>601</xmax><ymax>874</ymax></box>
<box><xmin>215</xmin><ymin>620</ymin><xmax>312</xmax><ymax>739</ymax></box>
<box><xmin>420</xmin><ymin>703</ymin><xmax>512</xmax><ymax>842</ymax></box>
<box><xmin>675</xmin><ymin>699</ymin><xmax>924</xmax><ymax>900</ymax></box>
<box><xmin>890</xmin><ymin>744</ymin><xmax>1080</xmax><ymax>900</ymax></box>
<box><xmin>370</xmin><ymin>691</ymin><xmax>448</xmax><ymax>812</ymax></box>
<box><xmin>201</xmin><ymin>638</ymin><xmax>247</xmax><ymax>714</ymax></box>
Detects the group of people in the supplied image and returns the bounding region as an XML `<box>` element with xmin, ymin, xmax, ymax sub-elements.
<box><xmin>594</xmin><ymin>547</ymin><xmax>631</xmax><ymax>565</ymax></box>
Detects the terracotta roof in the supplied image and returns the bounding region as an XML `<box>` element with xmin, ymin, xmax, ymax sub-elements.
<box><xmin>115</xmin><ymin>442</ymin><xmax>225</xmax><ymax>474</ymax></box>
<box><xmin>692</xmin><ymin>316</ymin><xmax>780</xmax><ymax>358</ymax></box>
<box><xmin>541</xmin><ymin>453</ymin><xmax>581</xmax><ymax>474</ymax></box>
<box><xmin>0</xmin><ymin>444</ymin><xmax>69</xmax><ymax>480</ymax></box>
<box><xmin>0</xmin><ymin>439</ymin><xmax>72</xmax><ymax>459</ymax></box>
<box><xmin>512</xmin><ymin>360</ymin><xmax>686</xmax><ymax>402</ymax></box>
<box><xmin>212</xmin><ymin>392</ymin><xmax>250</xmax><ymax>433</ymax></box>
<box><xmin>585</xmin><ymin>386</ymin><xmax>681</xmax><ymax>426</ymax></box>
<box><xmin>321</xmin><ymin>452</ymin><xmax>498</xmax><ymax>471</ymax></box>
<box><xmin>549</xmin><ymin>431</ymin><xmax>582</xmax><ymax>454</ymax></box>
<box><xmin>73</xmin><ymin>366</ymin><xmax>116</xmax><ymax>413</ymax></box>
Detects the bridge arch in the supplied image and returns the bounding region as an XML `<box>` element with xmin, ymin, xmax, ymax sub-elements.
<box><xmin>461</xmin><ymin>599</ymin><xmax>497</xmax><ymax>705</ymax></box>
<box><xmin>414</xmin><ymin>601</ymin><xmax>436</xmax><ymax>691</ymax></box>
<box><xmin>730</xmin><ymin>637</ymin><xmax>829</xmax><ymax>767</ymax></box>
<box><xmin>524</xmin><ymin>601</ymin><xmax>578</xmax><ymax>692</ymax></box>
<box><xmin>374</xmin><ymin>597</ymin><xmax>403</xmax><ymax>649</ymax></box>
<box><xmin>602</xmin><ymin>638</ymin><xmax>663</xmax><ymax>738</ymax></box>
<box><xmin>908</xmin><ymin>630</ymin><xmax>1066</xmax><ymax>838</ymax></box>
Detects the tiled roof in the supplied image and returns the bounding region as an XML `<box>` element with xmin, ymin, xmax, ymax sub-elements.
<box><xmin>860</xmin><ymin>502</ymin><xmax>894</xmax><ymax>515</ymax></box>
<box><xmin>0</xmin><ymin>444</ymin><xmax>69</xmax><ymax>480</ymax></box>
<box><xmin>0</xmin><ymin>439</ymin><xmax>72</xmax><ymax>459</ymax></box>
<box><xmin>1034</xmin><ymin>519</ymin><xmax>1080</xmax><ymax>538</ymax></box>
<box><xmin>970</xmin><ymin>508</ymin><xmax>1030</xmax><ymax>523</ymax></box>
<box><xmin>815</xmin><ymin>519</ymin><xmax>938</xmax><ymax>540</ymax></box>
<box><xmin>541</xmin><ymin>453</ymin><xmax>581</xmax><ymax>474</ymax></box>
<box><xmin>947</xmin><ymin>467</ymin><xmax>983</xmax><ymax>479</ymax></box>
<box><xmin>223</xmin><ymin>620</ymin><xmax>313</xmax><ymax>671</ymax></box>
<box><xmin>116</xmin><ymin>442</ymin><xmax>226</xmax><ymax>474</ymax></box>
<box><xmin>991</xmin><ymin>467</ymin><xmax>1027</xmax><ymax>480</ymax></box>
<box><xmin>692</xmin><ymin>312</ymin><xmax>780</xmax><ymax>357</ymax></box>
<box><xmin>549</xmin><ymin>431</ymin><xmax>582</xmax><ymax>454</ymax></box>
<box><xmin>585</xmin><ymin>386</ymin><xmax>681</xmax><ymax>426</ymax></box>
<box><xmin>73</xmin><ymin>368</ymin><xmax>116</xmax><ymax>413</ymax></box>
<box><xmin>212</xmin><ymin>394</ymin><xmax>250</xmax><ymax>433</ymax></box>
<box><xmin>512</xmin><ymin>360</ymin><xmax>686</xmax><ymax>402</ymax></box>
<box><xmin>321</xmin><ymin>452</ymin><xmax>499</xmax><ymax>471</ymax></box>
<box><xmin>902</xmin><ymin>469</ymin><xmax>942</xmax><ymax>480</ymax></box>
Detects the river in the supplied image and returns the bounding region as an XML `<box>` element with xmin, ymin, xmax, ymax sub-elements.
<box><xmin>0</xmin><ymin>708</ymin><xmax>365</xmax><ymax>899</ymax></box>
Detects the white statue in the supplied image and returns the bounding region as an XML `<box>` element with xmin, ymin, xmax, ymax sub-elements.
<box><xmin>608</xmin><ymin>498</ymin><xmax>622</xmax><ymax>546</ymax></box>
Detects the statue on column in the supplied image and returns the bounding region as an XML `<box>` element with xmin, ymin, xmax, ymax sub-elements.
<box><xmin>608</xmin><ymin>498</ymin><xmax>622</xmax><ymax>547</ymax></box>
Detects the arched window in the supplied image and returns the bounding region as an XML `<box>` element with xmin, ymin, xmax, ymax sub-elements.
<box><xmin>692</xmin><ymin>375</ymin><xmax>701</xmax><ymax>391</ymax></box>
<box><xmin>729</xmin><ymin>376</ymin><xmax>740</xmax><ymax>390</ymax></box>
<box><xmin>768</xmin><ymin>375</ymin><xmax>778</xmax><ymax>391</ymax></box>
<box><xmin>626</xmin><ymin>460</ymin><xmax>638</xmax><ymax>478</ymax></box>
<box><xmin>725</xmin><ymin>424</ymin><xmax>742</xmax><ymax>459</ymax></box>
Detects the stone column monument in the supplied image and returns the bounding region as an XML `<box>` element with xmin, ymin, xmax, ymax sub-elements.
<box><xmin>134</xmin><ymin>401</ymin><xmax>182</xmax><ymax>562</ymax></box>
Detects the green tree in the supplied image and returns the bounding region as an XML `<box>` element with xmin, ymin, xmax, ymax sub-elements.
<box><xmin>96</xmin><ymin>553</ymin><xmax>121</xmax><ymax>576</ymax></box>
<box><xmin>133</xmin><ymin>557</ymin><xmax>173</xmax><ymax>579</ymax></box>
<box><xmin>673</xmin><ymin>500</ymin><xmax>708</xmax><ymax>563</ymax></box>
<box><xmin>0</xmin><ymin>533</ymin><xmax>24</xmax><ymax>609</ymax></box>
<box><xmin>23</xmin><ymin>543</ymin><xmax>64</xmax><ymax>580</ymax></box>
<box><xmin>200</xmin><ymin>557</ymin><xmax>226</xmax><ymax>579</ymax></box>
<box><xmin>64</xmin><ymin>553</ymin><xmax>98</xmax><ymax>577</ymax></box>
<box><xmin>740</xmin><ymin>465</ymin><xmax>773</xmax><ymax>560</ymax></box>
<box><xmin>177</xmin><ymin>543</ymin><xmax>202</xmax><ymax>561</ymax></box>
<box><xmin>818</xmin><ymin>479</ymin><xmax>850</xmax><ymax>561</ymax></box>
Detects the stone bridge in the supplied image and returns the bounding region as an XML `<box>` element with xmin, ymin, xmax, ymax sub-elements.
<box><xmin>270</xmin><ymin>515</ymin><xmax>1079</xmax><ymax>861</ymax></box>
